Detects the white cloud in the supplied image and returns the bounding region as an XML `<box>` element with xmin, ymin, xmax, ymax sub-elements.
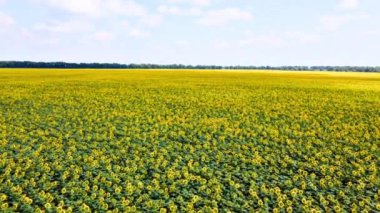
<box><xmin>158</xmin><ymin>5</ymin><xmax>253</xmax><ymax>27</ymax></box>
<box><xmin>34</xmin><ymin>0</ymin><xmax>101</xmax><ymax>17</ymax></box>
<box><xmin>19</xmin><ymin>28</ymin><xmax>35</xmax><ymax>39</ymax></box>
<box><xmin>167</xmin><ymin>0</ymin><xmax>211</xmax><ymax>7</ymax></box>
<box><xmin>338</xmin><ymin>0</ymin><xmax>359</xmax><ymax>10</ymax></box>
<box><xmin>214</xmin><ymin>30</ymin><xmax>321</xmax><ymax>50</ymax></box>
<box><xmin>128</xmin><ymin>28</ymin><xmax>149</xmax><ymax>38</ymax></box>
<box><xmin>320</xmin><ymin>14</ymin><xmax>369</xmax><ymax>31</ymax></box>
<box><xmin>285</xmin><ymin>32</ymin><xmax>321</xmax><ymax>43</ymax></box>
<box><xmin>35</xmin><ymin>0</ymin><xmax>147</xmax><ymax>17</ymax></box>
<box><xmin>33</xmin><ymin>20</ymin><xmax>91</xmax><ymax>33</ymax></box>
<box><xmin>211</xmin><ymin>34</ymin><xmax>289</xmax><ymax>50</ymax></box>
<box><xmin>360</xmin><ymin>30</ymin><xmax>380</xmax><ymax>37</ymax></box>
<box><xmin>198</xmin><ymin>8</ymin><xmax>253</xmax><ymax>26</ymax></box>
<box><xmin>140</xmin><ymin>14</ymin><xmax>163</xmax><ymax>27</ymax></box>
<box><xmin>91</xmin><ymin>31</ymin><xmax>115</xmax><ymax>41</ymax></box>
<box><xmin>175</xmin><ymin>39</ymin><xmax>190</xmax><ymax>47</ymax></box>
<box><xmin>212</xmin><ymin>40</ymin><xmax>232</xmax><ymax>49</ymax></box>
<box><xmin>158</xmin><ymin>5</ymin><xmax>202</xmax><ymax>16</ymax></box>
<box><xmin>103</xmin><ymin>0</ymin><xmax>147</xmax><ymax>17</ymax></box>
<box><xmin>0</xmin><ymin>12</ymin><xmax>14</xmax><ymax>27</ymax></box>
<box><xmin>158</xmin><ymin>5</ymin><xmax>181</xmax><ymax>15</ymax></box>
<box><xmin>14</xmin><ymin>27</ymin><xmax>63</xmax><ymax>46</ymax></box>
<box><xmin>237</xmin><ymin>35</ymin><xmax>287</xmax><ymax>48</ymax></box>
<box><xmin>30</xmin><ymin>0</ymin><xmax>165</xmax><ymax>39</ymax></box>
<box><xmin>122</xmin><ymin>21</ymin><xmax>150</xmax><ymax>38</ymax></box>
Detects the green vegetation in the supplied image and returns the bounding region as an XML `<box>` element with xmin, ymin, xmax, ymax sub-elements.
<box><xmin>0</xmin><ymin>69</ymin><xmax>379</xmax><ymax>212</ymax></box>
<box><xmin>1</xmin><ymin>61</ymin><xmax>380</xmax><ymax>72</ymax></box>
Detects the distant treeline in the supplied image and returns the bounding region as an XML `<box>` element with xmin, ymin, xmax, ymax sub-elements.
<box><xmin>0</xmin><ymin>61</ymin><xmax>379</xmax><ymax>72</ymax></box>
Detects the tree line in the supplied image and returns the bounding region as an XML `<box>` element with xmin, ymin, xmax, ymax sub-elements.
<box><xmin>0</xmin><ymin>61</ymin><xmax>379</xmax><ymax>72</ymax></box>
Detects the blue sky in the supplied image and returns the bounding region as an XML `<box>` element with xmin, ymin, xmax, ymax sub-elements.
<box><xmin>0</xmin><ymin>0</ymin><xmax>379</xmax><ymax>66</ymax></box>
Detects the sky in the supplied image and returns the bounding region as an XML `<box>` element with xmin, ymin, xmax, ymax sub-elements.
<box><xmin>0</xmin><ymin>0</ymin><xmax>379</xmax><ymax>66</ymax></box>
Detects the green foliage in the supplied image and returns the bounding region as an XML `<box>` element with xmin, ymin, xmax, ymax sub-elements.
<box><xmin>1</xmin><ymin>61</ymin><xmax>380</xmax><ymax>72</ymax></box>
<box><xmin>0</xmin><ymin>69</ymin><xmax>379</xmax><ymax>212</ymax></box>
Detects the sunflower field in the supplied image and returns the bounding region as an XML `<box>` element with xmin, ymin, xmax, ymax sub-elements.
<box><xmin>0</xmin><ymin>69</ymin><xmax>379</xmax><ymax>212</ymax></box>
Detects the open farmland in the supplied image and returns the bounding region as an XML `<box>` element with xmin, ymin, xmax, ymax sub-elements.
<box><xmin>0</xmin><ymin>69</ymin><xmax>379</xmax><ymax>212</ymax></box>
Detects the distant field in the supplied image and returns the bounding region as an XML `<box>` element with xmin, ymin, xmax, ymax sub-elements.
<box><xmin>0</xmin><ymin>69</ymin><xmax>379</xmax><ymax>212</ymax></box>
